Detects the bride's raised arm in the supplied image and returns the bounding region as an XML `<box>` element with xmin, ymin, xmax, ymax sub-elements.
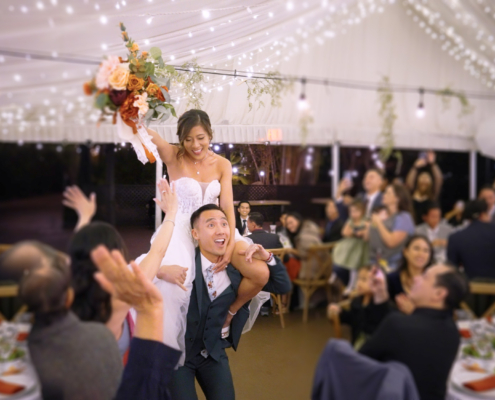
<box><xmin>146</xmin><ymin>127</ymin><xmax>179</xmax><ymax>166</ymax></box>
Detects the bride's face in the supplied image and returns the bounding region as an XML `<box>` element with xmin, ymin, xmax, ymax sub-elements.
<box><xmin>183</xmin><ymin>125</ymin><xmax>211</xmax><ymax>160</ymax></box>
<box><xmin>192</xmin><ymin>210</ymin><xmax>231</xmax><ymax>257</ymax></box>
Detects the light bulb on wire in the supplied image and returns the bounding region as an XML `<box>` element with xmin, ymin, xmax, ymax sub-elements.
<box><xmin>416</xmin><ymin>88</ymin><xmax>425</xmax><ymax>119</ymax></box>
<box><xmin>297</xmin><ymin>78</ymin><xmax>310</xmax><ymax>111</ymax></box>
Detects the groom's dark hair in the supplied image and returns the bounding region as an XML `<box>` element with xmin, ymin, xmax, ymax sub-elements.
<box><xmin>190</xmin><ymin>204</ymin><xmax>227</xmax><ymax>228</ymax></box>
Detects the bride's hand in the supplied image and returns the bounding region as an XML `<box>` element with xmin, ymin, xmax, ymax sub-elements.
<box><xmin>238</xmin><ymin>243</ymin><xmax>270</xmax><ymax>263</ymax></box>
<box><xmin>154</xmin><ymin>178</ymin><xmax>178</xmax><ymax>216</ymax></box>
<box><xmin>156</xmin><ymin>265</ymin><xmax>188</xmax><ymax>291</ymax></box>
<box><xmin>213</xmin><ymin>241</ymin><xmax>235</xmax><ymax>273</ymax></box>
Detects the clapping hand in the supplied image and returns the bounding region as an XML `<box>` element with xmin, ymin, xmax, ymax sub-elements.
<box><xmin>369</xmin><ymin>266</ymin><xmax>389</xmax><ymax>304</ymax></box>
<box><xmin>63</xmin><ymin>185</ymin><xmax>96</xmax><ymax>230</ymax></box>
<box><xmin>395</xmin><ymin>293</ymin><xmax>415</xmax><ymax>314</ymax></box>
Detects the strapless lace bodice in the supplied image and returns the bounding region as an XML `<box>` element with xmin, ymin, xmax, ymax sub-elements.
<box><xmin>174</xmin><ymin>177</ymin><xmax>221</xmax><ymax>217</ymax></box>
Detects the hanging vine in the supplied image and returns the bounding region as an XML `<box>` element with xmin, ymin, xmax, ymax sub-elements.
<box><xmin>244</xmin><ymin>71</ymin><xmax>293</xmax><ymax>111</ymax></box>
<box><xmin>377</xmin><ymin>76</ymin><xmax>397</xmax><ymax>162</ymax></box>
<box><xmin>435</xmin><ymin>87</ymin><xmax>474</xmax><ymax>117</ymax></box>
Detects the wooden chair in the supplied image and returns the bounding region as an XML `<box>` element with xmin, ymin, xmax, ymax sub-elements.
<box><xmin>267</xmin><ymin>247</ymin><xmax>299</xmax><ymax>328</ymax></box>
<box><xmin>461</xmin><ymin>281</ymin><xmax>495</xmax><ymax>318</ymax></box>
<box><xmin>293</xmin><ymin>242</ymin><xmax>335</xmax><ymax>323</ymax></box>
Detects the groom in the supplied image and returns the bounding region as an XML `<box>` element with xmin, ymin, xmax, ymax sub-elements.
<box><xmin>168</xmin><ymin>204</ymin><xmax>291</xmax><ymax>400</ymax></box>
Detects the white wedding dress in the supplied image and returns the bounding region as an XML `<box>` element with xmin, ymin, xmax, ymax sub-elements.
<box><xmin>135</xmin><ymin>177</ymin><xmax>268</xmax><ymax>367</ymax></box>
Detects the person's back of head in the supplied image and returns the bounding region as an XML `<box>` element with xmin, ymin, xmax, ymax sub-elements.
<box><xmin>248</xmin><ymin>212</ymin><xmax>264</xmax><ymax>229</ymax></box>
<box><xmin>19</xmin><ymin>243</ymin><xmax>72</xmax><ymax>324</ymax></box>
<box><xmin>463</xmin><ymin>199</ymin><xmax>488</xmax><ymax>222</ymax></box>
<box><xmin>434</xmin><ymin>265</ymin><xmax>469</xmax><ymax>311</ymax></box>
<box><xmin>68</xmin><ymin>222</ymin><xmax>127</xmax><ymax>323</ymax></box>
<box><xmin>0</xmin><ymin>241</ymin><xmax>60</xmax><ymax>282</ymax></box>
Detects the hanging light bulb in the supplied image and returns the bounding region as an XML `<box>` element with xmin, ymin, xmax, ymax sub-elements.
<box><xmin>297</xmin><ymin>78</ymin><xmax>309</xmax><ymax>111</ymax></box>
<box><xmin>416</xmin><ymin>88</ymin><xmax>425</xmax><ymax>119</ymax></box>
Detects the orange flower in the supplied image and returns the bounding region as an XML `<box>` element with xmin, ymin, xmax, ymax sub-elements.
<box><xmin>83</xmin><ymin>81</ymin><xmax>93</xmax><ymax>96</ymax></box>
<box><xmin>146</xmin><ymin>83</ymin><xmax>162</xmax><ymax>99</ymax></box>
<box><xmin>130</xmin><ymin>43</ymin><xmax>139</xmax><ymax>52</ymax></box>
<box><xmin>120</xmin><ymin>93</ymin><xmax>139</xmax><ymax>121</ymax></box>
<box><xmin>141</xmin><ymin>51</ymin><xmax>148</xmax><ymax>59</ymax></box>
<box><xmin>121</xmin><ymin>31</ymin><xmax>129</xmax><ymax>42</ymax></box>
<box><xmin>127</xmin><ymin>74</ymin><xmax>144</xmax><ymax>91</ymax></box>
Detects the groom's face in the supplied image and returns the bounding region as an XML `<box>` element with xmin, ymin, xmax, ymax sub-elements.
<box><xmin>192</xmin><ymin>210</ymin><xmax>231</xmax><ymax>257</ymax></box>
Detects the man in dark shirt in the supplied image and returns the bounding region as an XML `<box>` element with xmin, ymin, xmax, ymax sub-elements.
<box><xmin>247</xmin><ymin>212</ymin><xmax>283</xmax><ymax>249</ymax></box>
<box><xmin>359</xmin><ymin>264</ymin><xmax>469</xmax><ymax>400</ymax></box>
<box><xmin>448</xmin><ymin>199</ymin><xmax>495</xmax><ymax>279</ymax></box>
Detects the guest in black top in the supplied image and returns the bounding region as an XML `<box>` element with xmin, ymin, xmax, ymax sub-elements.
<box><xmin>386</xmin><ymin>234</ymin><xmax>434</xmax><ymax>314</ymax></box>
<box><xmin>448</xmin><ymin>199</ymin><xmax>495</xmax><ymax>279</ymax></box>
<box><xmin>247</xmin><ymin>212</ymin><xmax>283</xmax><ymax>249</ymax></box>
<box><xmin>322</xmin><ymin>199</ymin><xmax>344</xmax><ymax>243</ymax></box>
<box><xmin>359</xmin><ymin>264</ymin><xmax>469</xmax><ymax>400</ymax></box>
<box><xmin>235</xmin><ymin>200</ymin><xmax>251</xmax><ymax>236</ymax></box>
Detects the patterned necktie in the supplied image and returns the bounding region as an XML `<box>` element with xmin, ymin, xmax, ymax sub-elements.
<box><xmin>205</xmin><ymin>265</ymin><xmax>217</xmax><ymax>301</ymax></box>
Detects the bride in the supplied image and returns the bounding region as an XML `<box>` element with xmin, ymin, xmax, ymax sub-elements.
<box><xmin>134</xmin><ymin>109</ymin><xmax>269</xmax><ymax>365</ymax></box>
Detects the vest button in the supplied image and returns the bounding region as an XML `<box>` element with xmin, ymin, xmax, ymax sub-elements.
<box><xmin>189</xmin><ymin>338</ymin><xmax>193</xmax><ymax>342</ymax></box>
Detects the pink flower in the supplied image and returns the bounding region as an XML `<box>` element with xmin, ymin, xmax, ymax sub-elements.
<box><xmin>133</xmin><ymin>92</ymin><xmax>149</xmax><ymax>116</ymax></box>
<box><xmin>95</xmin><ymin>55</ymin><xmax>121</xmax><ymax>90</ymax></box>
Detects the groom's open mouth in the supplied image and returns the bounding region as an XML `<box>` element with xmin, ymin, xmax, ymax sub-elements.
<box><xmin>214</xmin><ymin>238</ymin><xmax>226</xmax><ymax>248</ymax></box>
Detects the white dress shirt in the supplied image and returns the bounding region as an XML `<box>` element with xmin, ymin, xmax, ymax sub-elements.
<box><xmin>200</xmin><ymin>253</ymin><xmax>232</xmax><ymax>299</ymax></box>
<box><xmin>366</xmin><ymin>191</ymin><xmax>380</xmax><ymax>218</ymax></box>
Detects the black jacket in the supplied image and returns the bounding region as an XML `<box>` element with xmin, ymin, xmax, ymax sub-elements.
<box><xmin>247</xmin><ymin>229</ymin><xmax>283</xmax><ymax>249</ymax></box>
<box><xmin>359</xmin><ymin>303</ymin><xmax>459</xmax><ymax>400</ymax></box>
<box><xmin>322</xmin><ymin>218</ymin><xmax>344</xmax><ymax>243</ymax></box>
<box><xmin>447</xmin><ymin>220</ymin><xmax>495</xmax><ymax>279</ymax></box>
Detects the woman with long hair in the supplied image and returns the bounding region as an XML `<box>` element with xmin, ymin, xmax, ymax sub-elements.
<box><xmin>386</xmin><ymin>234</ymin><xmax>434</xmax><ymax>314</ymax></box>
<box><xmin>368</xmin><ymin>183</ymin><xmax>415</xmax><ymax>270</ymax></box>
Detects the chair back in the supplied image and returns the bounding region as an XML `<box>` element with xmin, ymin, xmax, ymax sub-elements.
<box><xmin>299</xmin><ymin>243</ymin><xmax>335</xmax><ymax>282</ymax></box>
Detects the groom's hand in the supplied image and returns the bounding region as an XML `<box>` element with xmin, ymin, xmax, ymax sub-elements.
<box><xmin>238</xmin><ymin>243</ymin><xmax>270</xmax><ymax>263</ymax></box>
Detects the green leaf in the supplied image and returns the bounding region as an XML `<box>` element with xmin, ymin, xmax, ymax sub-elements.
<box><xmin>160</xmin><ymin>87</ymin><xmax>171</xmax><ymax>102</ymax></box>
<box><xmin>164</xmin><ymin>65</ymin><xmax>176</xmax><ymax>74</ymax></box>
<box><xmin>158</xmin><ymin>57</ymin><xmax>165</xmax><ymax>69</ymax></box>
<box><xmin>149</xmin><ymin>47</ymin><xmax>162</xmax><ymax>59</ymax></box>
<box><xmin>120</xmin><ymin>22</ymin><xmax>126</xmax><ymax>31</ymax></box>
<box><xmin>145</xmin><ymin>62</ymin><xmax>155</xmax><ymax>76</ymax></box>
<box><xmin>163</xmin><ymin>103</ymin><xmax>176</xmax><ymax>118</ymax></box>
<box><xmin>155</xmin><ymin>105</ymin><xmax>167</xmax><ymax>114</ymax></box>
<box><xmin>95</xmin><ymin>93</ymin><xmax>109</xmax><ymax>109</ymax></box>
<box><xmin>129</xmin><ymin>64</ymin><xmax>137</xmax><ymax>73</ymax></box>
<box><xmin>135</xmin><ymin>72</ymin><xmax>145</xmax><ymax>79</ymax></box>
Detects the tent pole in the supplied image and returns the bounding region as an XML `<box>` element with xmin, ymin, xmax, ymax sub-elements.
<box><xmin>155</xmin><ymin>161</ymin><xmax>163</xmax><ymax>230</ymax></box>
<box><xmin>332</xmin><ymin>142</ymin><xmax>340</xmax><ymax>198</ymax></box>
<box><xmin>469</xmin><ymin>150</ymin><xmax>477</xmax><ymax>200</ymax></box>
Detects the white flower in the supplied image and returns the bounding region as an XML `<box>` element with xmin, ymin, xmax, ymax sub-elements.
<box><xmin>133</xmin><ymin>92</ymin><xmax>149</xmax><ymax>116</ymax></box>
<box><xmin>95</xmin><ymin>55</ymin><xmax>121</xmax><ymax>90</ymax></box>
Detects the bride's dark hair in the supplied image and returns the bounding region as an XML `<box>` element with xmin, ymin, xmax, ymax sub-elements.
<box><xmin>176</xmin><ymin>109</ymin><xmax>213</xmax><ymax>159</ymax></box>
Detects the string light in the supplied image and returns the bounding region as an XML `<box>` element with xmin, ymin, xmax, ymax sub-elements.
<box><xmin>297</xmin><ymin>78</ymin><xmax>309</xmax><ymax>111</ymax></box>
<box><xmin>416</xmin><ymin>88</ymin><xmax>425</xmax><ymax>119</ymax></box>
<box><xmin>202</xmin><ymin>10</ymin><xmax>210</xmax><ymax>19</ymax></box>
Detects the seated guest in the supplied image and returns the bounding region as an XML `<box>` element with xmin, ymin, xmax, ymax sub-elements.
<box><xmin>91</xmin><ymin>245</ymin><xmax>181</xmax><ymax>400</ymax></box>
<box><xmin>322</xmin><ymin>199</ymin><xmax>344</xmax><ymax>243</ymax></box>
<box><xmin>235</xmin><ymin>200</ymin><xmax>251</xmax><ymax>236</ymax></box>
<box><xmin>16</xmin><ymin>243</ymin><xmax>123</xmax><ymax>400</ymax></box>
<box><xmin>368</xmin><ymin>183</ymin><xmax>415</xmax><ymax>271</ymax></box>
<box><xmin>327</xmin><ymin>266</ymin><xmax>378</xmax><ymax>348</ymax></box>
<box><xmin>359</xmin><ymin>264</ymin><xmax>469</xmax><ymax>400</ymax></box>
<box><xmin>447</xmin><ymin>199</ymin><xmax>495</xmax><ymax>279</ymax></box>
<box><xmin>286</xmin><ymin>212</ymin><xmax>324</xmax><ymax>279</ymax></box>
<box><xmin>478</xmin><ymin>185</ymin><xmax>495</xmax><ymax>222</ymax></box>
<box><xmin>415</xmin><ymin>202</ymin><xmax>453</xmax><ymax>262</ymax></box>
<box><xmin>247</xmin><ymin>212</ymin><xmax>283</xmax><ymax>249</ymax></box>
<box><xmin>386</xmin><ymin>235</ymin><xmax>434</xmax><ymax>314</ymax></box>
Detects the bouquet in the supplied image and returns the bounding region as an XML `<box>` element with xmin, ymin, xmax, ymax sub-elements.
<box><xmin>84</xmin><ymin>22</ymin><xmax>176</xmax><ymax>164</ymax></box>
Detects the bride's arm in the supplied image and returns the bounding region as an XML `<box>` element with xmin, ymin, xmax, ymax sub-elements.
<box><xmin>146</xmin><ymin>128</ymin><xmax>179</xmax><ymax>166</ymax></box>
<box><xmin>138</xmin><ymin>179</ymin><xmax>178</xmax><ymax>280</ymax></box>
<box><xmin>215</xmin><ymin>157</ymin><xmax>236</xmax><ymax>272</ymax></box>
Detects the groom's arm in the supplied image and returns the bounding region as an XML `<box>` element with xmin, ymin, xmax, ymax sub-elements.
<box><xmin>262</xmin><ymin>256</ymin><xmax>291</xmax><ymax>294</ymax></box>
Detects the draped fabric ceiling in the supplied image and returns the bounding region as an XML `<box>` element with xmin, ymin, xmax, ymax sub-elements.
<box><xmin>1</xmin><ymin>0</ymin><xmax>495</xmax><ymax>155</ymax></box>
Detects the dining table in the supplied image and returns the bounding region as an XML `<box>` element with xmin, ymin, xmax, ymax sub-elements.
<box><xmin>447</xmin><ymin>318</ymin><xmax>495</xmax><ymax>400</ymax></box>
<box><xmin>0</xmin><ymin>322</ymin><xmax>40</xmax><ymax>400</ymax></box>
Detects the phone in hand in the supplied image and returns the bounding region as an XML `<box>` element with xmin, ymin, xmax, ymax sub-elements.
<box><xmin>418</xmin><ymin>151</ymin><xmax>427</xmax><ymax>161</ymax></box>
<box><xmin>343</xmin><ymin>170</ymin><xmax>353</xmax><ymax>184</ymax></box>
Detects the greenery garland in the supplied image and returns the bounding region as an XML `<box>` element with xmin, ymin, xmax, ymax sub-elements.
<box><xmin>244</xmin><ymin>72</ymin><xmax>292</xmax><ymax>111</ymax></box>
<box><xmin>377</xmin><ymin>76</ymin><xmax>397</xmax><ymax>162</ymax></box>
<box><xmin>435</xmin><ymin>87</ymin><xmax>473</xmax><ymax>117</ymax></box>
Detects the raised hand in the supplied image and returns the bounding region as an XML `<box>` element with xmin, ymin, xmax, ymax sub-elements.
<box><xmin>91</xmin><ymin>246</ymin><xmax>162</xmax><ymax>314</ymax></box>
<box><xmin>153</xmin><ymin>178</ymin><xmax>178</xmax><ymax>216</ymax></box>
<box><xmin>369</xmin><ymin>266</ymin><xmax>389</xmax><ymax>304</ymax></box>
<box><xmin>156</xmin><ymin>265</ymin><xmax>188</xmax><ymax>291</ymax></box>
<box><xmin>426</xmin><ymin>150</ymin><xmax>436</xmax><ymax>165</ymax></box>
<box><xmin>62</xmin><ymin>185</ymin><xmax>96</xmax><ymax>231</ymax></box>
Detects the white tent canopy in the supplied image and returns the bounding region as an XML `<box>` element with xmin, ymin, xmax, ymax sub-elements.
<box><xmin>1</xmin><ymin>0</ymin><xmax>495</xmax><ymax>154</ymax></box>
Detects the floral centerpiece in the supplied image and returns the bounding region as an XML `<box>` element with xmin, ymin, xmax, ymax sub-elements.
<box><xmin>83</xmin><ymin>22</ymin><xmax>176</xmax><ymax>164</ymax></box>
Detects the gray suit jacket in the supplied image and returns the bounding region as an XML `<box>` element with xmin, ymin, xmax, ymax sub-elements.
<box><xmin>312</xmin><ymin>340</ymin><xmax>419</xmax><ymax>400</ymax></box>
<box><xmin>29</xmin><ymin>312</ymin><xmax>123</xmax><ymax>400</ymax></box>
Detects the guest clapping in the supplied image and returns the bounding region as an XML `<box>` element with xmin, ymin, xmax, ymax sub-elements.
<box><xmin>386</xmin><ymin>235</ymin><xmax>434</xmax><ymax>314</ymax></box>
<box><xmin>368</xmin><ymin>184</ymin><xmax>415</xmax><ymax>270</ymax></box>
<box><xmin>405</xmin><ymin>151</ymin><xmax>443</xmax><ymax>224</ymax></box>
